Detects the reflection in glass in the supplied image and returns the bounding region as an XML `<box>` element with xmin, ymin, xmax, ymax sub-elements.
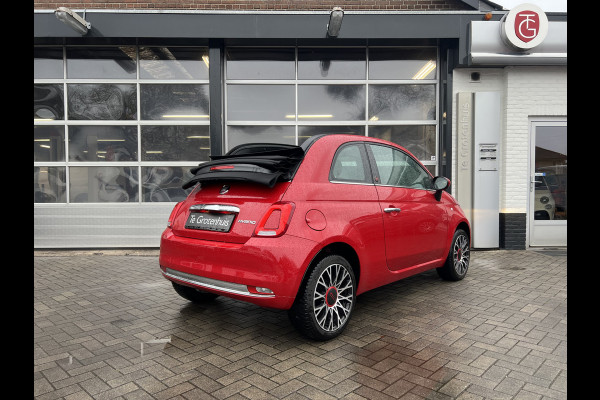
<box><xmin>34</xmin><ymin>47</ymin><xmax>63</xmax><ymax>79</ymax></box>
<box><xmin>141</xmin><ymin>166</ymin><xmax>195</xmax><ymax>202</ymax></box>
<box><xmin>69</xmin><ymin>166</ymin><xmax>138</xmax><ymax>203</ymax></box>
<box><xmin>369</xmin><ymin>125</ymin><xmax>436</xmax><ymax>161</ymax></box>
<box><xmin>34</xmin><ymin>84</ymin><xmax>64</xmax><ymax>120</ymax></box>
<box><xmin>424</xmin><ymin>164</ymin><xmax>436</xmax><ymax>176</ymax></box>
<box><xmin>66</xmin><ymin>46</ymin><xmax>137</xmax><ymax>79</ymax></box>
<box><xmin>68</xmin><ymin>84</ymin><xmax>137</xmax><ymax>120</ymax></box>
<box><xmin>141</xmin><ymin>84</ymin><xmax>209</xmax><ymax>120</ymax></box>
<box><xmin>298</xmin><ymin>126</ymin><xmax>364</xmax><ymax>146</ymax></box>
<box><xmin>34</xmin><ymin>126</ymin><xmax>65</xmax><ymax>162</ymax></box>
<box><xmin>69</xmin><ymin>126</ymin><xmax>138</xmax><ymax>162</ymax></box>
<box><xmin>34</xmin><ymin>167</ymin><xmax>66</xmax><ymax>203</ymax></box>
<box><xmin>139</xmin><ymin>47</ymin><xmax>209</xmax><ymax>80</ymax></box>
<box><xmin>227</xmin><ymin>126</ymin><xmax>295</xmax><ymax>151</ymax></box>
<box><xmin>227</xmin><ymin>85</ymin><xmax>294</xmax><ymax>121</ymax></box>
<box><xmin>226</xmin><ymin>48</ymin><xmax>295</xmax><ymax>80</ymax></box>
<box><xmin>369</xmin><ymin>48</ymin><xmax>437</xmax><ymax>80</ymax></box>
<box><xmin>369</xmin><ymin>84</ymin><xmax>435</xmax><ymax>121</ymax></box>
<box><xmin>369</xmin><ymin>145</ymin><xmax>408</xmax><ymax>186</ymax></box>
<box><xmin>142</xmin><ymin>126</ymin><xmax>210</xmax><ymax>162</ymax></box>
<box><xmin>298</xmin><ymin>85</ymin><xmax>365</xmax><ymax>121</ymax></box>
<box><xmin>369</xmin><ymin>144</ymin><xmax>433</xmax><ymax>189</ymax></box>
<box><xmin>298</xmin><ymin>48</ymin><xmax>365</xmax><ymax>79</ymax></box>
<box><xmin>534</xmin><ymin>125</ymin><xmax>567</xmax><ymax>220</ymax></box>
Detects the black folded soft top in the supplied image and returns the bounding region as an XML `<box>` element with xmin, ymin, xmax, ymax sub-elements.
<box><xmin>181</xmin><ymin>143</ymin><xmax>306</xmax><ymax>189</ymax></box>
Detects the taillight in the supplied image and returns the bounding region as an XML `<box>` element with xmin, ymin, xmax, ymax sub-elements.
<box><xmin>167</xmin><ymin>201</ymin><xmax>184</xmax><ymax>228</ymax></box>
<box><xmin>254</xmin><ymin>202</ymin><xmax>295</xmax><ymax>237</ymax></box>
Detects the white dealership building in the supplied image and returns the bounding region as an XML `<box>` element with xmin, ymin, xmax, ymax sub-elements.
<box><xmin>34</xmin><ymin>1</ymin><xmax>566</xmax><ymax>249</ymax></box>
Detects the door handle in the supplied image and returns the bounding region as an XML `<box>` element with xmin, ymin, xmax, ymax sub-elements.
<box><xmin>384</xmin><ymin>207</ymin><xmax>401</xmax><ymax>213</ymax></box>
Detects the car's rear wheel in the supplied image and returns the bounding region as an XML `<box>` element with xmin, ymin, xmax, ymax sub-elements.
<box><xmin>437</xmin><ymin>229</ymin><xmax>470</xmax><ymax>281</ymax></box>
<box><xmin>172</xmin><ymin>281</ymin><xmax>219</xmax><ymax>303</ymax></box>
<box><xmin>288</xmin><ymin>255</ymin><xmax>356</xmax><ymax>341</ymax></box>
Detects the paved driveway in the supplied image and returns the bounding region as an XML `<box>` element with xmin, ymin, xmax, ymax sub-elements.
<box><xmin>34</xmin><ymin>249</ymin><xmax>566</xmax><ymax>399</ymax></box>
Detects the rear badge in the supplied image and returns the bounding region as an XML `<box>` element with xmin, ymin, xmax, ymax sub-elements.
<box><xmin>219</xmin><ymin>185</ymin><xmax>230</xmax><ymax>195</ymax></box>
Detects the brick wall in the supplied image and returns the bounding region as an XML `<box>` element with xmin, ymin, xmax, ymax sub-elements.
<box><xmin>503</xmin><ymin>66</ymin><xmax>567</xmax><ymax>212</ymax></box>
<box><xmin>34</xmin><ymin>0</ymin><xmax>472</xmax><ymax>11</ymax></box>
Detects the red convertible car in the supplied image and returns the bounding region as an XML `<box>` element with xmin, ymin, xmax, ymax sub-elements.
<box><xmin>159</xmin><ymin>134</ymin><xmax>470</xmax><ymax>340</ymax></box>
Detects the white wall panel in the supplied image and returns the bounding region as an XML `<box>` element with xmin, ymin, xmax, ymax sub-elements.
<box><xmin>34</xmin><ymin>204</ymin><xmax>174</xmax><ymax>248</ymax></box>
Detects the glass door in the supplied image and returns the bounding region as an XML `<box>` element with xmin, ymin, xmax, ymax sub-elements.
<box><xmin>529</xmin><ymin>119</ymin><xmax>567</xmax><ymax>247</ymax></box>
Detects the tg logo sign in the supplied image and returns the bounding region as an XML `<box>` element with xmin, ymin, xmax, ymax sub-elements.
<box><xmin>501</xmin><ymin>3</ymin><xmax>548</xmax><ymax>50</ymax></box>
<box><xmin>515</xmin><ymin>11</ymin><xmax>540</xmax><ymax>43</ymax></box>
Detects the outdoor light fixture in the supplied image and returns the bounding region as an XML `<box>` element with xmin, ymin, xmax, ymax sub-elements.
<box><xmin>55</xmin><ymin>7</ymin><xmax>91</xmax><ymax>35</ymax></box>
<box><xmin>327</xmin><ymin>7</ymin><xmax>344</xmax><ymax>37</ymax></box>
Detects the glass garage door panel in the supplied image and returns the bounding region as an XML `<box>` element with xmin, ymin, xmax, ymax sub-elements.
<box><xmin>298</xmin><ymin>85</ymin><xmax>366</xmax><ymax>121</ymax></box>
<box><xmin>226</xmin><ymin>48</ymin><xmax>295</xmax><ymax>80</ymax></box>
<box><xmin>298</xmin><ymin>48</ymin><xmax>365</xmax><ymax>80</ymax></box>
<box><xmin>227</xmin><ymin>85</ymin><xmax>294</xmax><ymax>121</ymax></box>
<box><xmin>227</xmin><ymin>126</ymin><xmax>295</xmax><ymax>150</ymax></box>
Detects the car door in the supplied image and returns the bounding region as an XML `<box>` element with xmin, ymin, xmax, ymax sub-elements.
<box><xmin>367</xmin><ymin>143</ymin><xmax>448</xmax><ymax>271</ymax></box>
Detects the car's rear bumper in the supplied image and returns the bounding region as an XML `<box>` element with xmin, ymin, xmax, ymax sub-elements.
<box><xmin>159</xmin><ymin>228</ymin><xmax>317</xmax><ymax>309</ymax></box>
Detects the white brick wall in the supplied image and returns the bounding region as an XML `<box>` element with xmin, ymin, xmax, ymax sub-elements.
<box><xmin>452</xmin><ymin>66</ymin><xmax>567</xmax><ymax>213</ymax></box>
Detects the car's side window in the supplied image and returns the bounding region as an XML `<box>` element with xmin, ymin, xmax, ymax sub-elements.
<box><xmin>368</xmin><ymin>144</ymin><xmax>434</xmax><ymax>190</ymax></box>
<box><xmin>330</xmin><ymin>143</ymin><xmax>371</xmax><ymax>184</ymax></box>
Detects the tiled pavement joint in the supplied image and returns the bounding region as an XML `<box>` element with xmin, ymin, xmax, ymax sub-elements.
<box><xmin>34</xmin><ymin>249</ymin><xmax>566</xmax><ymax>399</ymax></box>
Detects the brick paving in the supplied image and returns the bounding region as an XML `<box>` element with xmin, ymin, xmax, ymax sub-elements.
<box><xmin>34</xmin><ymin>249</ymin><xmax>567</xmax><ymax>399</ymax></box>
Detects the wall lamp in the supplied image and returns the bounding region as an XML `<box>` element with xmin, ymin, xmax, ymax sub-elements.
<box><xmin>327</xmin><ymin>7</ymin><xmax>344</xmax><ymax>37</ymax></box>
<box><xmin>55</xmin><ymin>7</ymin><xmax>91</xmax><ymax>35</ymax></box>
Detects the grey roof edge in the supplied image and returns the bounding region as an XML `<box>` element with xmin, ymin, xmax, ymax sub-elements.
<box><xmin>32</xmin><ymin>7</ymin><xmax>566</xmax><ymax>16</ymax></box>
<box><xmin>34</xmin><ymin>11</ymin><xmax>477</xmax><ymax>40</ymax></box>
<box><xmin>35</xmin><ymin>9</ymin><xmax>487</xmax><ymax>15</ymax></box>
<box><xmin>34</xmin><ymin>7</ymin><xmax>565</xmax><ymax>46</ymax></box>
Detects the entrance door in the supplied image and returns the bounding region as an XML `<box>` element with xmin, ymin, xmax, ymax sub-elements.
<box><xmin>529</xmin><ymin>119</ymin><xmax>567</xmax><ymax>246</ymax></box>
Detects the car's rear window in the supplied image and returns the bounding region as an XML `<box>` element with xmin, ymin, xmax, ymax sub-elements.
<box><xmin>329</xmin><ymin>143</ymin><xmax>371</xmax><ymax>184</ymax></box>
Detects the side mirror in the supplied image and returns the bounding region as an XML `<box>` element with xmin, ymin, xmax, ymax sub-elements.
<box><xmin>433</xmin><ymin>176</ymin><xmax>450</xmax><ymax>201</ymax></box>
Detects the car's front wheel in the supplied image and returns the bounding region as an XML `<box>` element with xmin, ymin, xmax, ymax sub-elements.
<box><xmin>437</xmin><ymin>228</ymin><xmax>470</xmax><ymax>281</ymax></box>
<box><xmin>288</xmin><ymin>255</ymin><xmax>356</xmax><ymax>341</ymax></box>
<box><xmin>171</xmin><ymin>281</ymin><xmax>219</xmax><ymax>303</ymax></box>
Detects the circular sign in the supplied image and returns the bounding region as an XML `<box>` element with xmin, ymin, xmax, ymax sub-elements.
<box><xmin>501</xmin><ymin>3</ymin><xmax>549</xmax><ymax>50</ymax></box>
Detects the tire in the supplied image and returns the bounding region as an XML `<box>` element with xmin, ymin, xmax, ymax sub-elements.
<box><xmin>437</xmin><ymin>229</ymin><xmax>470</xmax><ymax>281</ymax></box>
<box><xmin>172</xmin><ymin>281</ymin><xmax>219</xmax><ymax>303</ymax></box>
<box><xmin>288</xmin><ymin>255</ymin><xmax>356</xmax><ymax>341</ymax></box>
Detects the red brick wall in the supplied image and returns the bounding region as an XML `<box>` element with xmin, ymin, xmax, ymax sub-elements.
<box><xmin>34</xmin><ymin>1</ymin><xmax>472</xmax><ymax>11</ymax></box>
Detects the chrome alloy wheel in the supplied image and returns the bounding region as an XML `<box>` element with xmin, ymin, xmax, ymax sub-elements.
<box><xmin>453</xmin><ymin>233</ymin><xmax>470</xmax><ymax>276</ymax></box>
<box><xmin>313</xmin><ymin>263</ymin><xmax>354</xmax><ymax>332</ymax></box>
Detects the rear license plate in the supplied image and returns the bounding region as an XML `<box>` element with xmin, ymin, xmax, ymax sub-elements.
<box><xmin>185</xmin><ymin>212</ymin><xmax>235</xmax><ymax>232</ymax></box>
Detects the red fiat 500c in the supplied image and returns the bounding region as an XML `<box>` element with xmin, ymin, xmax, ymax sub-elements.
<box><xmin>159</xmin><ymin>134</ymin><xmax>471</xmax><ymax>340</ymax></box>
